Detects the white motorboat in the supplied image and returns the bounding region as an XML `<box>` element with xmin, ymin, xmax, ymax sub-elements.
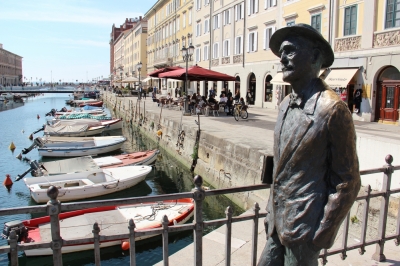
<box><xmin>2</xmin><ymin>198</ymin><xmax>194</xmax><ymax>256</ymax></box>
<box><xmin>0</xmin><ymin>92</ymin><xmax>14</xmax><ymax>100</ymax></box>
<box><xmin>21</xmin><ymin>135</ymin><xmax>126</xmax><ymax>157</ymax></box>
<box><xmin>49</xmin><ymin>118</ymin><xmax>123</xmax><ymax>131</ymax></box>
<box><xmin>24</xmin><ymin>165</ymin><xmax>152</xmax><ymax>203</ymax></box>
<box><xmin>44</xmin><ymin>122</ymin><xmax>105</xmax><ymax>137</ymax></box>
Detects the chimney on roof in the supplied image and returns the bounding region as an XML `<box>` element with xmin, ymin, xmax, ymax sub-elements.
<box><xmin>0</xmin><ymin>44</ymin><xmax>2</xmax><ymax>49</ymax></box>
<box><xmin>139</xmin><ymin>16</ymin><xmax>142</xmax><ymax>20</ymax></box>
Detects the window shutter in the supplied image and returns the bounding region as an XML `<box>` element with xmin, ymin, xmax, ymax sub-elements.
<box><xmin>265</xmin><ymin>0</ymin><xmax>267</xmax><ymax>10</ymax></box>
<box><xmin>235</xmin><ymin>37</ymin><xmax>237</xmax><ymax>54</ymax></box>
<box><xmin>247</xmin><ymin>0</ymin><xmax>251</xmax><ymax>15</ymax></box>
<box><xmin>272</xmin><ymin>0</ymin><xmax>277</xmax><ymax>6</ymax></box>
<box><xmin>223</xmin><ymin>41</ymin><xmax>226</xmax><ymax>56</ymax></box>
<box><xmin>247</xmin><ymin>34</ymin><xmax>250</xmax><ymax>52</ymax></box>
<box><xmin>199</xmin><ymin>48</ymin><xmax>201</xmax><ymax>62</ymax></box>
<box><xmin>227</xmin><ymin>40</ymin><xmax>230</xmax><ymax>56</ymax></box>
<box><xmin>200</xmin><ymin>24</ymin><xmax>202</xmax><ymax>35</ymax></box>
<box><xmin>218</xmin><ymin>14</ymin><xmax>221</xmax><ymax>28</ymax></box>
<box><xmin>223</xmin><ymin>11</ymin><xmax>226</xmax><ymax>26</ymax></box>
<box><xmin>264</xmin><ymin>29</ymin><xmax>267</xmax><ymax>49</ymax></box>
<box><xmin>235</xmin><ymin>5</ymin><xmax>238</xmax><ymax>21</ymax></box>
<box><xmin>241</xmin><ymin>3</ymin><xmax>244</xmax><ymax>18</ymax></box>
<box><xmin>228</xmin><ymin>9</ymin><xmax>231</xmax><ymax>24</ymax></box>
<box><xmin>254</xmin><ymin>32</ymin><xmax>258</xmax><ymax>51</ymax></box>
<box><xmin>255</xmin><ymin>0</ymin><xmax>259</xmax><ymax>13</ymax></box>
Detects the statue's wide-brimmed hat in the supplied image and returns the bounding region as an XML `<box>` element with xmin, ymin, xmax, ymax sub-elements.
<box><xmin>270</xmin><ymin>23</ymin><xmax>334</xmax><ymax>68</ymax></box>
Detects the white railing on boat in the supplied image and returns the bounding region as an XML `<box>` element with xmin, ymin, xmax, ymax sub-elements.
<box><xmin>0</xmin><ymin>155</ymin><xmax>399</xmax><ymax>266</ymax></box>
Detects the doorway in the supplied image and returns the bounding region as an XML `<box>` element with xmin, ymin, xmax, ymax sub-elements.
<box><xmin>375</xmin><ymin>66</ymin><xmax>400</xmax><ymax>122</ymax></box>
<box><xmin>248</xmin><ymin>73</ymin><xmax>256</xmax><ymax>105</ymax></box>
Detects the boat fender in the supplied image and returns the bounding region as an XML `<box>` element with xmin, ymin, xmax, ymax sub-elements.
<box><xmin>9</xmin><ymin>142</ymin><xmax>16</xmax><ymax>151</ymax></box>
<box><xmin>3</xmin><ymin>174</ymin><xmax>13</xmax><ymax>187</ymax></box>
<box><xmin>37</xmin><ymin>114</ymin><xmax>40</xmax><ymax>119</ymax></box>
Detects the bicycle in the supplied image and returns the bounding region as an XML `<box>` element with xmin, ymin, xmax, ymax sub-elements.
<box><xmin>233</xmin><ymin>103</ymin><xmax>248</xmax><ymax>121</ymax></box>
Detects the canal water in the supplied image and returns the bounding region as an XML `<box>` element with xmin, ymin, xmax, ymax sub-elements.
<box><xmin>0</xmin><ymin>93</ymin><xmax>242</xmax><ymax>266</ymax></box>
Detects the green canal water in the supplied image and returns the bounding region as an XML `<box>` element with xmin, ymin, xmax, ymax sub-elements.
<box><xmin>0</xmin><ymin>93</ymin><xmax>242</xmax><ymax>266</ymax></box>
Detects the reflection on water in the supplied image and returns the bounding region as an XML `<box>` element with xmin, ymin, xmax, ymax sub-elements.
<box><xmin>0</xmin><ymin>94</ymin><xmax>243</xmax><ymax>266</ymax></box>
<box><xmin>0</xmin><ymin>100</ymin><xmax>24</xmax><ymax>112</ymax></box>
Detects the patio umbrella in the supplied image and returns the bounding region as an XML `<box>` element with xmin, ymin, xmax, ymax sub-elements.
<box><xmin>122</xmin><ymin>76</ymin><xmax>139</xmax><ymax>83</ymax></box>
<box><xmin>158</xmin><ymin>65</ymin><xmax>236</xmax><ymax>81</ymax></box>
<box><xmin>148</xmin><ymin>66</ymin><xmax>183</xmax><ymax>77</ymax></box>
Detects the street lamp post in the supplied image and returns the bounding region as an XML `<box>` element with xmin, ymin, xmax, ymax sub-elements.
<box><xmin>181</xmin><ymin>43</ymin><xmax>195</xmax><ymax>115</ymax></box>
<box><xmin>136</xmin><ymin>62</ymin><xmax>142</xmax><ymax>99</ymax></box>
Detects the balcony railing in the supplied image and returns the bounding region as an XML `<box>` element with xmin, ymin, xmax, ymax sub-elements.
<box><xmin>0</xmin><ymin>155</ymin><xmax>399</xmax><ymax>266</ymax></box>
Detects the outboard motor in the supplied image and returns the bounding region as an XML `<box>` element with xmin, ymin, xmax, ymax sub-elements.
<box><xmin>15</xmin><ymin>160</ymin><xmax>41</xmax><ymax>181</ymax></box>
<box><xmin>1</xmin><ymin>220</ymin><xmax>28</xmax><ymax>242</ymax></box>
<box><xmin>22</xmin><ymin>137</ymin><xmax>45</xmax><ymax>154</ymax></box>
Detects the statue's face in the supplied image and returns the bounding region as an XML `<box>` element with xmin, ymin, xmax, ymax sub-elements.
<box><xmin>279</xmin><ymin>37</ymin><xmax>315</xmax><ymax>83</ymax></box>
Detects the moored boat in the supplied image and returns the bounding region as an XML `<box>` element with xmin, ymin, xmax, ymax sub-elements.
<box><xmin>22</xmin><ymin>136</ymin><xmax>126</xmax><ymax>157</ymax></box>
<box><xmin>79</xmin><ymin>101</ymin><xmax>103</xmax><ymax>107</ymax></box>
<box><xmin>24</xmin><ymin>165</ymin><xmax>152</xmax><ymax>203</ymax></box>
<box><xmin>44</xmin><ymin>122</ymin><xmax>105</xmax><ymax>137</ymax></box>
<box><xmin>1</xmin><ymin>198</ymin><xmax>194</xmax><ymax>256</ymax></box>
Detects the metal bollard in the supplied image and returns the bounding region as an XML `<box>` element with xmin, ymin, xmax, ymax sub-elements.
<box><xmin>47</xmin><ymin>186</ymin><xmax>63</xmax><ymax>266</ymax></box>
<box><xmin>251</xmin><ymin>203</ymin><xmax>260</xmax><ymax>266</ymax></box>
<box><xmin>162</xmin><ymin>215</ymin><xmax>169</xmax><ymax>266</ymax></box>
<box><xmin>193</xmin><ymin>175</ymin><xmax>205</xmax><ymax>266</ymax></box>
<box><xmin>372</xmin><ymin>155</ymin><xmax>394</xmax><ymax>262</ymax></box>
<box><xmin>93</xmin><ymin>222</ymin><xmax>101</xmax><ymax>266</ymax></box>
<box><xmin>128</xmin><ymin>219</ymin><xmax>136</xmax><ymax>266</ymax></box>
<box><xmin>225</xmin><ymin>206</ymin><xmax>233</xmax><ymax>266</ymax></box>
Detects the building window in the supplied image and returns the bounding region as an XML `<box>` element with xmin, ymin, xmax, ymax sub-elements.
<box><xmin>196</xmin><ymin>0</ymin><xmax>201</xmax><ymax>10</ymax></box>
<box><xmin>385</xmin><ymin>0</ymin><xmax>400</xmax><ymax>28</ymax></box>
<box><xmin>177</xmin><ymin>17</ymin><xmax>180</xmax><ymax>31</ymax></box>
<box><xmin>223</xmin><ymin>39</ymin><xmax>230</xmax><ymax>57</ymax></box>
<box><xmin>183</xmin><ymin>13</ymin><xmax>186</xmax><ymax>28</ymax></box>
<box><xmin>195</xmin><ymin>47</ymin><xmax>201</xmax><ymax>63</ymax></box>
<box><xmin>235</xmin><ymin>3</ymin><xmax>245</xmax><ymax>20</ymax></box>
<box><xmin>196</xmin><ymin>22</ymin><xmax>202</xmax><ymax>36</ymax></box>
<box><xmin>248</xmin><ymin>0</ymin><xmax>259</xmax><ymax>15</ymax></box>
<box><xmin>204</xmin><ymin>0</ymin><xmax>210</xmax><ymax>6</ymax></box>
<box><xmin>287</xmin><ymin>21</ymin><xmax>295</xmax><ymax>26</ymax></box>
<box><xmin>204</xmin><ymin>45</ymin><xmax>209</xmax><ymax>60</ymax></box>
<box><xmin>223</xmin><ymin>9</ymin><xmax>231</xmax><ymax>25</ymax></box>
<box><xmin>204</xmin><ymin>19</ymin><xmax>209</xmax><ymax>33</ymax></box>
<box><xmin>213</xmin><ymin>43</ymin><xmax>219</xmax><ymax>58</ymax></box>
<box><xmin>213</xmin><ymin>14</ymin><xmax>220</xmax><ymax>29</ymax></box>
<box><xmin>264</xmin><ymin>0</ymin><xmax>277</xmax><ymax>9</ymax></box>
<box><xmin>311</xmin><ymin>14</ymin><xmax>321</xmax><ymax>32</ymax></box>
<box><xmin>263</xmin><ymin>27</ymin><xmax>274</xmax><ymax>49</ymax></box>
<box><xmin>235</xmin><ymin>36</ymin><xmax>243</xmax><ymax>55</ymax></box>
<box><xmin>247</xmin><ymin>31</ymin><xmax>258</xmax><ymax>52</ymax></box>
<box><xmin>189</xmin><ymin>9</ymin><xmax>192</xmax><ymax>25</ymax></box>
<box><xmin>344</xmin><ymin>5</ymin><xmax>357</xmax><ymax>36</ymax></box>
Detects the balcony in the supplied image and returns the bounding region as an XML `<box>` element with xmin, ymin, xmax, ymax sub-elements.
<box><xmin>221</xmin><ymin>57</ymin><xmax>230</xmax><ymax>65</ymax></box>
<box><xmin>233</xmin><ymin>55</ymin><xmax>243</xmax><ymax>64</ymax></box>
<box><xmin>334</xmin><ymin>35</ymin><xmax>361</xmax><ymax>52</ymax></box>
<box><xmin>212</xmin><ymin>59</ymin><xmax>219</xmax><ymax>67</ymax></box>
<box><xmin>374</xmin><ymin>28</ymin><xmax>400</xmax><ymax>48</ymax></box>
<box><xmin>153</xmin><ymin>57</ymin><xmax>173</xmax><ymax>68</ymax></box>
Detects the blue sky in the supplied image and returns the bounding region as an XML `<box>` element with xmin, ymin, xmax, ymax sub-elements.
<box><xmin>0</xmin><ymin>0</ymin><xmax>154</xmax><ymax>84</ymax></box>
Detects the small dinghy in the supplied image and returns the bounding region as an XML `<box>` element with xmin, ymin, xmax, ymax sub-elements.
<box><xmin>1</xmin><ymin>199</ymin><xmax>194</xmax><ymax>256</ymax></box>
<box><xmin>22</xmin><ymin>136</ymin><xmax>126</xmax><ymax>157</ymax></box>
<box><xmin>24</xmin><ymin>165</ymin><xmax>152</xmax><ymax>203</ymax></box>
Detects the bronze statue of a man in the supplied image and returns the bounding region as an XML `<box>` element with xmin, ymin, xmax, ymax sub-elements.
<box><xmin>258</xmin><ymin>24</ymin><xmax>361</xmax><ymax>265</ymax></box>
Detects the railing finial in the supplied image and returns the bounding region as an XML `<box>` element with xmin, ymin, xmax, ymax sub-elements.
<box><xmin>385</xmin><ymin>154</ymin><xmax>393</xmax><ymax>165</ymax></box>
<box><xmin>47</xmin><ymin>186</ymin><xmax>59</xmax><ymax>201</ymax></box>
<box><xmin>194</xmin><ymin>175</ymin><xmax>203</xmax><ymax>188</ymax></box>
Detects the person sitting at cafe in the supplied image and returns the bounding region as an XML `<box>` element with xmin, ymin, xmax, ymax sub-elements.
<box><xmin>208</xmin><ymin>94</ymin><xmax>218</xmax><ymax>105</ymax></box>
<box><xmin>189</xmin><ymin>93</ymin><xmax>198</xmax><ymax>112</ymax></box>
<box><xmin>166</xmin><ymin>92</ymin><xmax>172</xmax><ymax>103</ymax></box>
<box><xmin>220</xmin><ymin>93</ymin><xmax>228</xmax><ymax>103</ymax></box>
<box><xmin>226</xmin><ymin>96</ymin><xmax>234</xmax><ymax>115</ymax></box>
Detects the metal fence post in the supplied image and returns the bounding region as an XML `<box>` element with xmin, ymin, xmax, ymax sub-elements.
<box><xmin>47</xmin><ymin>186</ymin><xmax>63</xmax><ymax>266</ymax></box>
<box><xmin>193</xmin><ymin>175</ymin><xmax>205</xmax><ymax>266</ymax></box>
<box><xmin>225</xmin><ymin>206</ymin><xmax>233</xmax><ymax>266</ymax></box>
<box><xmin>128</xmin><ymin>219</ymin><xmax>136</xmax><ymax>266</ymax></box>
<box><xmin>162</xmin><ymin>215</ymin><xmax>169</xmax><ymax>266</ymax></box>
<box><xmin>9</xmin><ymin>230</ymin><xmax>18</xmax><ymax>266</ymax></box>
<box><xmin>93</xmin><ymin>222</ymin><xmax>101</xmax><ymax>266</ymax></box>
<box><xmin>251</xmin><ymin>203</ymin><xmax>260</xmax><ymax>266</ymax></box>
<box><xmin>372</xmin><ymin>155</ymin><xmax>394</xmax><ymax>262</ymax></box>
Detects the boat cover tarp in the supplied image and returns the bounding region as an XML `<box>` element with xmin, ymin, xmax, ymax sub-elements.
<box><xmin>45</xmin><ymin>123</ymin><xmax>89</xmax><ymax>134</ymax></box>
<box><xmin>51</xmin><ymin>119</ymin><xmax>102</xmax><ymax>128</ymax></box>
<box><xmin>58</xmin><ymin>113</ymin><xmax>112</xmax><ymax>120</ymax></box>
<box><xmin>41</xmin><ymin>156</ymin><xmax>100</xmax><ymax>175</ymax></box>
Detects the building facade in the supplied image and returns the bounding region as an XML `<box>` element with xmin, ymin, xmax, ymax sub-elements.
<box><xmin>0</xmin><ymin>44</ymin><xmax>23</xmax><ymax>86</ymax></box>
<box><xmin>145</xmin><ymin>0</ymin><xmax>194</xmax><ymax>93</ymax></box>
<box><xmin>124</xmin><ymin>20</ymin><xmax>148</xmax><ymax>85</ymax></box>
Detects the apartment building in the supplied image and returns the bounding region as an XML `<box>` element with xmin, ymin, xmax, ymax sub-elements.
<box><xmin>124</xmin><ymin>20</ymin><xmax>148</xmax><ymax>85</ymax></box>
<box><xmin>145</xmin><ymin>0</ymin><xmax>194</xmax><ymax>93</ymax></box>
<box><xmin>189</xmin><ymin>0</ymin><xmax>400</xmax><ymax>123</ymax></box>
<box><xmin>0</xmin><ymin>43</ymin><xmax>23</xmax><ymax>86</ymax></box>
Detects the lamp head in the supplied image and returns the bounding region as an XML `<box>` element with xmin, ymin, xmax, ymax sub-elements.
<box><xmin>188</xmin><ymin>43</ymin><xmax>195</xmax><ymax>56</ymax></box>
<box><xmin>181</xmin><ymin>46</ymin><xmax>188</xmax><ymax>58</ymax></box>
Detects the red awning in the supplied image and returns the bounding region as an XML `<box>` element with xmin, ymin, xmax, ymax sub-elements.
<box><xmin>147</xmin><ymin>66</ymin><xmax>183</xmax><ymax>77</ymax></box>
<box><xmin>158</xmin><ymin>65</ymin><xmax>236</xmax><ymax>81</ymax></box>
